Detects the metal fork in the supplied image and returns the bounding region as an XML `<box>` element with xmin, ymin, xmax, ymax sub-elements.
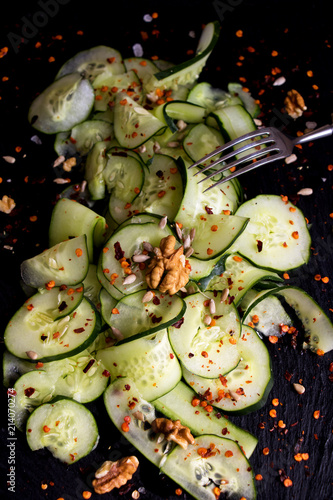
<box><xmin>188</xmin><ymin>124</ymin><xmax>333</xmax><ymax>192</ymax></box>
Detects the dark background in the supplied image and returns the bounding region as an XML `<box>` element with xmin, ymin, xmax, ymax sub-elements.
<box><xmin>1</xmin><ymin>1</ymin><xmax>332</xmax><ymax>499</ymax></box>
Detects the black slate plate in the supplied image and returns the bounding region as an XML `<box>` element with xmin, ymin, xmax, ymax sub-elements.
<box><xmin>1</xmin><ymin>1</ymin><xmax>333</xmax><ymax>499</ymax></box>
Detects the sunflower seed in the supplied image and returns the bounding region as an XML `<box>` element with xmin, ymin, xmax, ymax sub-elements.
<box><xmin>123</xmin><ymin>273</ymin><xmax>137</xmax><ymax>285</ymax></box>
<box><xmin>204</xmin><ymin>315</ymin><xmax>212</xmax><ymax>326</ymax></box>
<box><xmin>185</xmin><ymin>247</ymin><xmax>194</xmax><ymax>258</ymax></box>
<box><xmin>209</xmin><ymin>299</ymin><xmax>216</xmax><ymax>315</ymax></box>
<box><xmin>285</xmin><ymin>153</ymin><xmax>297</xmax><ymax>164</ymax></box>
<box><xmin>175</xmin><ymin>223</ymin><xmax>183</xmax><ymax>239</ymax></box>
<box><xmin>26</xmin><ymin>350</ymin><xmax>38</xmax><ymax>360</ymax></box>
<box><xmin>273</xmin><ymin>76</ymin><xmax>286</xmax><ymax>86</ymax></box>
<box><xmin>132</xmin><ymin>254</ymin><xmax>150</xmax><ymax>262</ymax></box>
<box><xmin>3</xmin><ymin>156</ymin><xmax>16</xmax><ymax>164</ymax></box>
<box><xmin>183</xmin><ymin>234</ymin><xmax>191</xmax><ymax>250</ymax></box>
<box><xmin>143</xmin><ymin>241</ymin><xmax>153</xmax><ymax>252</ymax></box>
<box><xmin>111</xmin><ymin>327</ymin><xmax>123</xmax><ymax>340</ymax></box>
<box><xmin>293</xmin><ymin>383</ymin><xmax>305</xmax><ymax>394</ymax></box>
<box><xmin>159</xmin><ymin>216</ymin><xmax>167</xmax><ymax>229</ymax></box>
<box><xmin>297</xmin><ymin>188</ymin><xmax>313</xmax><ymax>196</ymax></box>
<box><xmin>220</xmin><ymin>288</ymin><xmax>229</xmax><ymax>302</ymax></box>
<box><xmin>142</xmin><ymin>290</ymin><xmax>154</xmax><ymax>303</ymax></box>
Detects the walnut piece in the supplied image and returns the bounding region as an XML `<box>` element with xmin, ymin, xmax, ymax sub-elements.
<box><xmin>0</xmin><ymin>195</ymin><xmax>15</xmax><ymax>214</ymax></box>
<box><xmin>63</xmin><ymin>156</ymin><xmax>77</xmax><ymax>172</ymax></box>
<box><xmin>151</xmin><ymin>418</ymin><xmax>195</xmax><ymax>449</ymax></box>
<box><xmin>284</xmin><ymin>89</ymin><xmax>307</xmax><ymax>119</ymax></box>
<box><xmin>145</xmin><ymin>235</ymin><xmax>190</xmax><ymax>295</ymax></box>
<box><xmin>92</xmin><ymin>456</ymin><xmax>139</xmax><ymax>495</ymax></box>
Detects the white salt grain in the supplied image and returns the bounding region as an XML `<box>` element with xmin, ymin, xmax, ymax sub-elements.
<box><xmin>133</xmin><ymin>43</ymin><xmax>143</xmax><ymax>57</ymax></box>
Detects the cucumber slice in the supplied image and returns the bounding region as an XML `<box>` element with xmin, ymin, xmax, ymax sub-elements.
<box><xmin>182</xmin><ymin>324</ymin><xmax>273</xmax><ymax>415</ymax></box>
<box><xmin>161</xmin><ymin>434</ymin><xmax>256</xmax><ymax>500</ymax></box>
<box><xmin>114</xmin><ymin>94</ymin><xmax>167</xmax><ymax>149</ymax></box>
<box><xmin>168</xmin><ymin>291</ymin><xmax>241</xmax><ymax>378</ymax></box>
<box><xmin>103</xmin><ymin>378</ymin><xmax>170</xmax><ymax>467</ymax></box>
<box><xmin>117</xmin><ymin>154</ymin><xmax>184</xmax><ymax>223</ymax></box>
<box><xmin>101</xmin><ymin>221</ymin><xmax>174</xmax><ymax>297</ymax></box>
<box><xmin>13</xmin><ymin>350</ymin><xmax>108</xmax><ymax>431</ymax></box>
<box><xmin>69</xmin><ymin>119</ymin><xmax>114</xmax><ymax>156</ymax></box>
<box><xmin>49</xmin><ymin>198</ymin><xmax>107</xmax><ymax>263</ymax></box>
<box><xmin>96</xmin><ymin>329</ymin><xmax>181</xmax><ymax>401</ymax></box>
<box><xmin>26</xmin><ymin>398</ymin><xmax>99</xmax><ymax>464</ymax></box>
<box><xmin>228</xmin><ymin>82</ymin><xmax>261</xmax><ymax>118</ymax></box>
<box><xmin>101</xmin><ymin>289</ymin><xmax>186</xmax><ymax>342</ymax></box>
<box><xmin>20</xmin><ymin>235</ymin><xmax>89</xmax><ymax>289</ymax></box>
<box><xmin>144</xmin><ymin>21</ymin><xmax>220</xmax><ymax>93</ymax></box>
<box><xmin>208</xmin><ymin>104</ymin><xmax>257</xmax><ymax>144</ymax></box>
<box><xmin>233</xmin><ymin>194</ymin><xmax>312</xmax><ymax>271</ymax></box>
<box><xmin>105</xmin><ymin>154</ymin><xmax>145</xmax><ymax>224</ymax></box>
<box><xmin>198</xmin><ymin>252</ymin><xmax>283</xmax><ymax>306</ymax></box>
<box><xmin>54</xmin><ymin>131</ymin><xmax>77</xmax><ymax>157</ymax></box>
<box><xmin>82</xmin><ymin>264</ymin><xmax>102</xmax><ymax>307</ymax></box>
<box><xmin>93</xmin><ymin>70</ymin><xmax>143</xmax><ymax>112</ymax></box>
<box><xmin>4</xmin><ymin>289</ymin><xmax>101</xmax><ymax>362</ymax></box>
<box><xmin>28</xmin><ymin>73</ymin><xmax>94</xmax><ymax>134</ymax></box>
<box><xmin>241</xmin><ymin>288</ymin><xmax>293</xmax><ymax>337</ymax></box>
<box><xmin>162</xmin><ymin>101</ymin><xmax>206</xmax><ymax>133</ymax></box>
<box><xmin>182</xmin><ymin>123</ymin><xmax>225</xmax><ymax>168</ymax></box>
<box><xmin>84</xmin><ymin>141</ymin><xmax>108</xmax><ymax>200</ymax></box>
<box><xmin>56</xmin><ymin>45</ymin><xmax>125</xmax><ymax>81</ymax></box>
<box><xmin>242</xmin><ymin>286</ymin><xmax>333</xmax><ymax>353</ymax></box>
<box><xmin>188</xmin><ymin>82</ymin><xmax>240</xmax><ymax>112</ymax></box>
<box><xmin>153</xmin><ymin>381</ymin><xmax>258</xmax><ymax>458</ymax></box>
<box><xmin>174</xmin><ymin>166</ymin><xmax>247</xmax><ymax>260</ymax></box>
<box><xmin>123</xmin><ymin>57</ymin><xmax>159</xmax><ymax>86</ymax></box>
<box><xmin>52</xmin><ymin>351</ymin><xmax>109</xmax><ymax>402</ymax></box>
<box><xmin>14</xmin><ymin>371</ymin><xmax>57</xmax><ymax>431</ymax></box>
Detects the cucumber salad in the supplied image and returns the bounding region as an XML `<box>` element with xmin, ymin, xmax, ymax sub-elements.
<box><xmin>3</xmin><ymin>20</ymin><xmax>333</xmax><ymax>500</ymax></box>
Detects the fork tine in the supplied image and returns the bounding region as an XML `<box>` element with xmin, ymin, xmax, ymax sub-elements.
<box><xmin>197</xmin><ymin>144</ymin><xmax>279</xmax><ymax>183</ymax></box>
<box><xmin>188</xmin><ymin>127</ymin><xmax>272</xmax><ymax>170</ymax></box>
<box><xmin>202</xmin><ymin>153</ymin><xmax>284</xmax><ymax>193</ymax></box>
<box><xmin>194</xmin><ymin>136</ymin><xmax>274</xmax><ymax>176</ymax></box>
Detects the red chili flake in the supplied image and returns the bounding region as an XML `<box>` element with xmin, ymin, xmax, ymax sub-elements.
<box><xmin>172</xmin><ymin>318</ymin><xmax>184</xmax><ymax>328</ymax></box>
<box><xmin>114</xmin><ymin>241</ymin><xmax>125</xmax><ymax>260</ymax></box>
<box><xmin>24</xmin><ymin>387</ymin><xmax>35</xmax><ymax>397</ymax></box>
<box><xmin>219</xmin><ymin>375</ymin><xmax>228</xmax><ymax>387</ymax></box>
<box><xmin>43</xmin><ymin>425</ymin><xmax>50</xmax><ymax>433</ymax></box>
<box><xmin>205</xmin><ymin>206</ymin><xmax>213</xmax><ymax>214</ymax></box>
<box><xmin>58</xmin><ymin>301</ymin><xmax>68</xmax><ymax>312</ymax></box>
<box><xmin>73</xmin><ymin>327</ymin><xmax>85</xmax><ymax>334</ymax></box>
<box><xmin>83</xmin><ymin>359</ymin><xmax>95</xmax><ymax>373</ymax></box>
<box><xmin>256</xmin><ymin>240</ymin><xmax>263</xmax><ymax>252</ymax></box>
<box><xmin>102</xmin><ymin>370</ymin><xmax>110</xmax><ymax>377</ymax></box>
<box><xmin>151</xmin><ymin>314</ymin><xmax>162</xmax><ymax>324</ymax></box>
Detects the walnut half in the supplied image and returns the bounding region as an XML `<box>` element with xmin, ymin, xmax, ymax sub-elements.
<box><xmin>145</xmin><ymin>235</ymin><xmax>190</xmax><ymax>295</ymax></box>
<box><xmin>92</xmin><ymin>456</ymin><xmax>139</xmax><ymax>495</ymax></box>
<box><xmin>284</xmin><ymin>89</ymin><xmax>307</xmax><ymax>119</ymax></box>
<box><xmin>151</xmin><ymin>418</ymin><xmax>195</xmax><ymax>449</ymax></box>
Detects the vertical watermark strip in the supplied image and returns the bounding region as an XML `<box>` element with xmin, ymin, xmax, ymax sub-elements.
<box><xmin>7</xmin><ymin>388</ymin><xmax>16</xmax><ymax>494</ymax></box>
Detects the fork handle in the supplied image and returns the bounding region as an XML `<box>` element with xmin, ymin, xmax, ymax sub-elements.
<box><xmin>294</xmin><ymin>123</ymin><xmax>333</xmax><ymax>145</ymax></box>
